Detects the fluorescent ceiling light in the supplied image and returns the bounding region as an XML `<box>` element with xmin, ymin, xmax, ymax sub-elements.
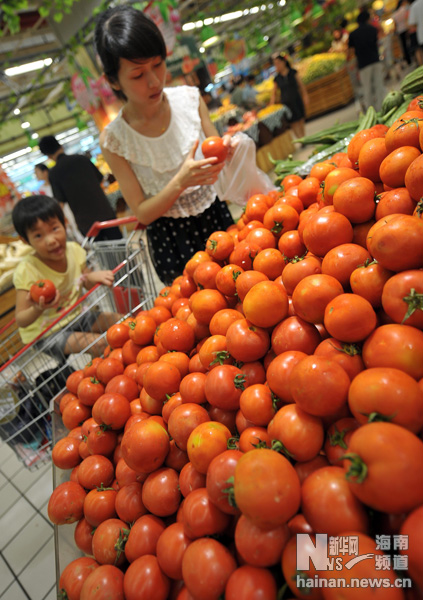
<box><xmin>220</xmin><ymin>11</ymin><xmax>244</xmax><ymax>21</ymax></box>
<box><xmin>31</xmin><ymin>133</ymin><xmax>39</xmax><ymax>139</ymax></box>
<box><xmin>21</xmin><ymin>122</ymin><xmax>30</xmax><ymax>129</ymax></box>
<box><xmin>0</xmin><ymin>147</ymin><xmax>32</xmax><ymax>163</ymax></box>
<box><xmin>199</xmin><ymin>47</ymin><xmax>205</xmax><ymax>53</ymax></box>
<box><xmin>251</xmin><ymin>7</ymin><xmax>260</xmax><ymax>14</ymax></box>
<box><xmin>56</xmin><ymin>127</ymin><xmax>79</xmax><ymax>140</ymax></box>
<box><xmin>195</xmin><ymin>20</ymin><xmax>203</xmax><ymax>27</ymax></box>
<box><xmin>14</xmin><ymin>108</ymin><xmax>21</xmax><ymax>115</ymax></box>
<box><xmin>182</xmin><ymin>22</ymin><xmax>195</xmax><ymax>31</ymax></box>
<box><xmin>5</xmin><ymin>58</ymin><xmax>53</xmax><ymax>77</ymax></box>
<box><xmin>202</xmin><ymin>35</ymin><xmax>220</xmax><ymax>47</ymax></box>
<box><xmin>204</xmin><ymin>18</ymin><xmax>214</xmax><ymax>25</ymax></box>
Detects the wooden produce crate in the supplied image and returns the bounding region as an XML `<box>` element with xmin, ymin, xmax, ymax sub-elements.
<box><xmin>256</xmin><ymin>130</ymin><xmax>295</xmax><ymax>173</ymax></box>
<box><xmin>305</xmin><ymin>67</ymin><xmax>354</xmax><ymax>119</ymax></box>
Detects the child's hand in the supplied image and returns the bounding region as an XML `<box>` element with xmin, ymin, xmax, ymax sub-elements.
<box><xmin>86</xmin><ymin>270</ymin><xmax>114</xmax><ymax>288</ymax></box>
<box><xmin>27</xmin><ymin>288</ymin><xmax>61</xmax><ymax>311</ymax></box>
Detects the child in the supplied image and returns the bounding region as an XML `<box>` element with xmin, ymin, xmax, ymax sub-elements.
<box><xmin>12</xmin><ymin>195</ymin><xmax>116</xmax><ymax>357</ymax></box>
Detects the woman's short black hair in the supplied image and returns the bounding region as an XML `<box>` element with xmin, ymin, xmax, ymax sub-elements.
<box><xmin>273</xmin><ymin>53</ymin><xmax>293</xmax><ymax>70</ymax></box>
<box><xmin>94</xmin><ymin>5</ymin><xmax>167</xmax><ymax>101</ymax></box>
<box><xmin>12</xmin><ymin>195</ymin><xmax>65</xmax><ymax>242</ymax></box>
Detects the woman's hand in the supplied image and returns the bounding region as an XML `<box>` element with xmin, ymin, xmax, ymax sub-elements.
<box><xmin>222</xmin><ymin>133</ymin><xmax>238</xmax><ymax>161</ymax></box>
<box><xmin>175</xmin><ymin>140</ymin><xmax>225</xmax><ymax>190</ymax></box>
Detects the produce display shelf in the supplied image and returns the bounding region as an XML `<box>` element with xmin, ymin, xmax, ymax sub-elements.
<box><xmin>305</xmin><ymin>66</ymin><xmax>355</xmax><ymax>119</ymax></box>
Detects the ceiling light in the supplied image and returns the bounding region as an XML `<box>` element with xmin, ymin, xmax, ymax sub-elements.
<box><xmin>14</xmin><ymin>108</ymin><xmax>21</xmax><ymax>115</ymax></box>
<box><xmin>243</xmin><ymin>9</ymin><xmax>250</xmax><ymax>15</ymax></box>
<box><xmin>195</xmin><ymin>20</ymin><xmax>203</xmax><ymax>27</ymax></box>
<box><xmin>220</xmin><ymin>11</ymin><xmax>243</xmax><ymax>21</ymax></box>
<box><xmin>251</xmin><ymin>7</ymin><xmax>260</xmax><ymax>14</ymax></box>
<box><xmin>204</xmin><ymin>18</ymin><xmax>214</xmax><ymax>25</ymax></box>
<box><xmin>0</xmin><ymin>147</ymin><xmax>32</xmax><ymax>163</ymax></box>
<box><xmin>21</xmin><ymin>122</ymin><xmax>30</xmax><ymax>129</ymax></box>
<box><xmin>5</xmin><ymin>58</ymin><xmax>53</xmax><ymax>77</ymax></box>
<box><xmin>199</xmin><ymin>47</ymin><xmax>205</xmax><ymax>53</ymax></box>
<box><xmin>31</xmin><ymin>133</ymin><xmax>39</xmax><ymax>139</ymax></box>
<box><xmin>202</xmin><ymin>35</ymin><xmax>220</xmax><ymax>48</ymax></box>
<box><xmin>182</xmin><ymin>22</ymin><xmax>196</xmax><ymax>31</ymax></box>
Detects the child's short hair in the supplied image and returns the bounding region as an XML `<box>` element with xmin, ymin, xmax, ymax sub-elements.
<box><xmin>13</xmin><ymin>195</ymin><xmax>65</xmax><ymax>242</ymax></box>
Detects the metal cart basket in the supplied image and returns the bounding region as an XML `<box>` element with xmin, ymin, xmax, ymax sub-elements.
<box><xmin>0</xmin><ymin>217</ymin><xmax>157</xmax><ymax>469</ymax></box>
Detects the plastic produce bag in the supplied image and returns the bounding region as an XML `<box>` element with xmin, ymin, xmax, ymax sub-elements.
<box><xmin>213</xmin><ymin>132</ymin><xmax>276</xmax><ymax>206</ymax></box>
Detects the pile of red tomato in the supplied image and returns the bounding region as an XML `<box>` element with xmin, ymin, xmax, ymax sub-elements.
<box><xmin>50</xmin><ymin>97</ymin><xmax>423</xmax><ymax>600</ymax></box>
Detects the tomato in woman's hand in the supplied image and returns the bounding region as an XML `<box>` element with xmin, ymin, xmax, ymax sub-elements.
<box><xmin>30</xmin><ymin>278</ymin><xmax>56</xmax><ymax>303</ymax></box>
<box><xmin>201</xmin><ymin>136</ymin><xmax>228</xmax><ymax>162</ymax></box>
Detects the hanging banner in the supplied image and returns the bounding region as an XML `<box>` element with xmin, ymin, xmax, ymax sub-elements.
<box><xmin>144</xmin><ymin>4</ymin><xmax>177</xmax><ymax>54</ymax></box>
<box><xmin>70</xmin><ymin>73</ymin><xmax>100</xmax><ymax>114</ymax></box>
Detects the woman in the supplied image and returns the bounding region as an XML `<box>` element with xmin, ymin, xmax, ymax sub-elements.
<box><xmin>270</xmin><ymin>54</ymin><xmax>309</xmax><ymax>139</ymax></box>
<box><xmin>393</xmin><ymin>0</ymin><xmax>412</xmax><ymax>66</ymax></box>
<box><xmin>94</xmin><ymin>6</ymin><xmax>235</xmax><ymax>284</ymax></box>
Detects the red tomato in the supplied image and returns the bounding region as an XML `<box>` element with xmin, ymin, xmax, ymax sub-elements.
<box><xmin>183</xmin><ymin>487</ymin><xmax>231</xmax><ymax>539</ymax></box>
<box><xmin>375</xmin><ymin>187</ymin><xmax>417</xmax><ymax>220</ymax></box>
<box><xmin>266</xmin><ymin>350</ymin><xmax>307</xmax><ymax>402</ymax></box>
<box><xmin>399</xmin><ymin>505</ymin><xmax>423</xmax><ymax>589</ymax></box>
<box><xmin>206</xmin><ymin>449</ymin><xmax>242</xmax><ymax>515</ymax></box>
<box><xmin>52</xmin><ymin>436</ymin><xmax>81</xmax><ymax>470</ymax></box>
<box><xmin>234</xmin><ymin>448</ymin><xmax>301</xmax><ymax>529</ymax></box>
<box><xmin>292</xmin><ymin>273</ymin><xmax>344</xmax><ymax>323</ymax></box>
<box><xmin>362</xmin><ymin>323</ymin><xmax>423</xmax><ymax>379</ymax></box>
<box><xmin>92</xmin><ymin>518</ymin><xmax>129</xmax><ymax>566</ymax></box>
<box><xmin>121</xmin><ymin>419</ymin><xmax>169</xmax><ymax>473</ymax></box>
<box><xmin>333</xmin><ymin>177</ymin><xmax>376</xmax><ymax>223</ymax></box>
<box><xmin>77</xmin><ymin>376</ymin><xmax>105</xmax><ymax>407</ymax></box>
<box><xmin>74</xmin><ymin>517</ymin><xmax>95</xmax><ymax>555</ymax></box>
<box><xmin>142</xmin><ymin>467</ymin><xmax>181</xmax><ymax>517</ymax></box>
<box><xmin>324</xmin><ymin>293</ymin><xmax>377</xmax><ymax>342</ymax></box>
<box><xmin>201</xmin><ymin>136</ymin><xmax>228</xmax><ymax>162</ymax></box>
<box><xmin>344</xmin><ymin>422</ymin><xmax>423</xmax><ymax>513</ymax></box>
<box><xmin>290</xmin><ymin>355</ymin><xmax>350</xmax><ymax>417</ymax></box>
<box><xmin>124</xmin><ymin>555</ymin><xmax>169</xmax><ymax>600</ymax></box>
<box><xmin>115</xmin><ymin>482</ymin><xmax>147</xmax><ymax>523</ymax></box>
<box><xmin>106</xmin><ymin>322</ymin><xmax>130</xmax><ymax>349</ymax></box>
<box><xmin>350</xmin><ymin>259</ymin><xmax>393</xmax><ymax>307</ymax></box>
<box><xmin>179</xmin><ymin>462</ymin><xmax>207</xmax><ymax>497</ymax></box>
<box><xmin>348</xmin><ymin>367</ymin><xmax>423</xmax><ymax>433</ymax></box>
<box><xmin>226</xmin><ymin>318</ymin><xmax>270</xmax><ymax>362</ymax></box>
<box><xmin>381</xmin><ymin>270</ymin><xmax>423</xmax><ymax>329</ymax></box>
<box><xmin>268</xmin><ymin>404</ymin><xmax>324</xmax><ymax>462</ymax></box>
<box><xmin>105</xmin><ymin>374</ymin><xmax>139</xmax><ymax>401</ymax></box>
<box><xmin>235</xmin><ymin>513</ymin><xmax>290</xmax><ymax>567</ymax></box>
<box><xmin>156</xmin><ymin>522</ymin><xmax>191</xmax><ymax>580</ymax></box>
<box><xmin>60</xmin><ymin>556</ymin><xmax>98</xmax><ymax>600</ymax></box>
<box><xmin>96</xmin><ymin>357</ymin><xmax>124</xmax><ymax>385</ymax></box>
<box><xmin>324</xmin><ymin>418</ymin><xmax>359</xmax><ymax>465</ymax></box>
<box><xmin>84</xmin><ymin>488</ymin><xmax>117</xmax><ymax>527</ymax></box>
<box><xmin>159</xmin><ymin>317</ymin><xmax>196</xmax><ymax>353</ymax></box>
<box><xmin>125</xmin><ymin>514</ymin><xmax>165</xmax><ymax>563</ymax></box>
<box><xmin>243</xmin><ymin>281</ymin><xmax>289</xmax><ymax>328</ymax></box>
<box><xmin>167</xmin><ymin>403</ymin><xmax>209</xmax><ymax>451</ymax></box>
<box><xmin>380</xmin><ymin>146</ymin><xmax>421</xmax><ymax>188</ymax></box>
<box><xmin>303</xmin><ymin>211</ymin><xmax>354</xmax><ymax>257</ymax></box>
<box><xmin>239</xmin><ymin>384</ymin><xmax>277</xmax><ymax>427</ymax></box>
<box><xmin>358</xmin><ymin>136</ymin><xmax>389</xmax><ymax>182</ymax></box>
<box><xmin>30</xmin><ymin>278</ymin><xmax>56</xmax><ymax>303</ymax></box>
<box><xmin>367</xmin><ymin>215</ymin><xmax>423</xmax><ymax>271</ymax></box>
<box><xmin>302</xmin><ymin>466</ymin><xmax>369</xmax><ymax>535</ymax></box>
<box><xmin>225</xmin><ymin>566</ymin><xmax>277</xmax><ymax>600</ymax></box>
<box><xmin>206</xmin><ymin>230</ymin><xmax>234</xmax><ymax>260</ymax></box>
<box><xmin>62</xmin><ymin>399</ymin><xmax>91</xmax><ymax>431</ymax></box>
<box><xmin>179</xmin><ymin>372</ymin><xmax>207</xmax><ymax>405</ymax></box>
<box><xmin>77</xmin><ymin>454</ymin><xmax>114</xmax><ymax>489</ymax></box>
<box><xmin>182</xmin><ymin>538</ymin><xmax>237</xmax><ymax>600</ymax></box>
<box><xmin>405</xmin><ymin>151</ymin><xmax>423</xmax><ymax>200</ymax></box>
<box><xmin>93</xmin><ymin>392</ymin><xmax>131</xmax><ymax>430</ymax></box>
<box><xmin>271</xmin><ymin>316</ymin><xmax>321</xmax><ymax>355</ymax></box>
<box><xmin>48</xmin><ymin>481</ymin><xmax>86</xmax><ymax>525</ymax></box>
<box><xmin>80</xmin><ymin>565</ymin><xmax>124</xmax><ymax>600</ymax></box>
<box><xmin>186</xmin><ymin>421</ymin><xmax>232</xmax><ymax>474</ymax></box>
<box><xmin>314</xmin><ymin>338</ymin><xmax>364</xmax><ymax>380</ymax></box>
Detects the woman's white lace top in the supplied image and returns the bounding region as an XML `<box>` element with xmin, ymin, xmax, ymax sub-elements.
<box><xmin>102</xmin><ymin>86</ymin><xmax>216</xmax><ymax>219</ymax></box>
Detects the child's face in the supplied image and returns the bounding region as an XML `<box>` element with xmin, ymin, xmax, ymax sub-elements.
<box><xmin>113</xmin><ymin>56</ymin><xmax>167</xmax><ymax>107</ymax></box>
<box><xmin>25</xmin><ymin>217</ymin><xmax>67</xmax><ymax>263</ymax></box>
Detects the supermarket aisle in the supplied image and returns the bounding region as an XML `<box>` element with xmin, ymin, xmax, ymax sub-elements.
<box><xmin>0</xmin><ymin>443</ymin><xmax>55</xmax><ymax>600</ymax></box>
<box><xmin>0</xmin><ymin>80</ymin><xmax>410</xmax><ymax>598</ymax></box>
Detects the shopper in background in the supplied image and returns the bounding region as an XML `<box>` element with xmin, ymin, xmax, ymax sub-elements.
<box><xmin>348</xmin><ymin>10</ymin><xmax>385</xmax><ymax>111</ymax></box>
<box><xmin>230</xmin><ymin>75</ymin><xmax>247</xmax><ymax>107</ymax></box>
<box><xmin>94</xmin><ymin>5</ymin><xmax>235</xmax><ymax>285</ymax></box>
<box><xmin>329</xmin><ymin>28</ymin><xmax>349</xmax><ymax>53</ymax></box>
<box><xmin>393</xmin><ymin>0</ymin><xmax>412</xmax><ymax>65</ymax></box>
<box><xmin>34</xmin><ymin>163</ymin><xmax>84</xmax><ymax>244</ymax></box>
<box><xmin>408</xmin><ymin>0</ymin><xmax>423</xmax><ymax>65</ymax></box>
<box><xmin>38</xmin><ymin>136</ymin><xmax>122</xmax><ymax>241</ymax></box>
<box><xmin>270</xmin><ymin>53</ymin><xmax>309</xmax><ymax>139</ymax></box>
<box><xmin>12</xmin><ymin>195</ymin><xmax>115</xmax><ymax>355</ymax></box>
<box><xmin>242</xmin><ymin>75</ymin><xmax>259</xmax><ymax>109</ymax></box>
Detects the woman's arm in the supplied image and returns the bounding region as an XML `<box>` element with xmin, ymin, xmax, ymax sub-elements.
<box><xmin>296</xmin><ymin>73</ymin><xmax>309</xmax><ymax>109</ymax></box>
<box><xmin>270</xmin><ymin>82</ymin><xmax>278</xmax><ymax>105</ymax></box>
<box><xmin>99</xmin><ymin>130</ymin><xmax>223</xmax><ymax>226</ymax></box>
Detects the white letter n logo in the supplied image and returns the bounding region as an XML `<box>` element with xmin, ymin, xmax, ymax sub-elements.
<box><xmin>297</xmin><ymin>534</ymin><xmax>331</xmax><ymax>571</ymax></box>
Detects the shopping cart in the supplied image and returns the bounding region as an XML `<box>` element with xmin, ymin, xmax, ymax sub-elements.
<box><xmin>0</xmin><ymin>218</ymin><xmax>157</xmax><ymax>469</ymax></box>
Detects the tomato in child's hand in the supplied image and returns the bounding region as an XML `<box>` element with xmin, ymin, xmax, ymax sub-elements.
<box><xmin>201</xmin><ymin>136</ymin><xmax>228</xmax><ymax>163</ymax></box>
<box><xmin>30</xmin><ymin>279</ymin><xmax>56</xmax><ymax>304</ymax></box>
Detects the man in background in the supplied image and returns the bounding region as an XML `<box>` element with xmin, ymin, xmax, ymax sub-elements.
<box><xmin>38</xmin><ymin>136</ymin><xmax>121</xmax><ymax>241</ymax></box>
<box><xmin>348</xmin><ymin>9</ymin><xmax>386</xmax><ymax>111</ymax></box>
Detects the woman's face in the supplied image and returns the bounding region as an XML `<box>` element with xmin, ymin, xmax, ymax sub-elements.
<box><xmin>113</xmin><ymin>56</ymin><xmax>167</xmax><ymax>106</ymax></box>
<box><xmin>274</xmin><ymin>58</ymin><xmax>288</xmax><ymax>74</ymax></box>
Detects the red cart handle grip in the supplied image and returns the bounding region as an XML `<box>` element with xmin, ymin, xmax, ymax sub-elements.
<box><xmin>85</xmin><ymin>217</ymin><xmax>145</xmax><ymax>238</ymax></box>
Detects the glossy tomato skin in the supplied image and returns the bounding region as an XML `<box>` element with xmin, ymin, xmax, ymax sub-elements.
<box><xmin>206</xmin><ymin>449</ymin><xmax>242</xmax><ymax>515</ymax></box>
<box><xmin>344</xmin><ymin>422</ymin><xmax>423</xmax><ymax>514</ymax></box>
<box><xmin>226</xmin><ymin>318</ymin><xmax>270</xmax><ymax>362</ymax></box>
<box><xmin>80</xmin><ymin>564</ymin><xmax>125</xmax><ymax>600</ymax></box>
<box><xmin>204</xmin><ymin>364</ymin><xmax>246</xmax><ymax>411</ymax></box>
<box><xmin>301</xmin><ymin>466</ymin><xmax>369</xmax><ymax>536</ymax></box>
<box><xmin>142</xmin><ymin>467</ymin><xmax>181</xmax><ymax>517</ymax></box>
<box><xmin>124</xmin><ymin>555</ymin><xmax>170</xmax><ymax>600</ymax></box>
<box><xmin>167</xmin><ymin>403</ymin><xmax>209</xmax><ymax>451</ymax></box>
<box><xmin>234</xmin><ymin>448</ymin><xmax>301</xmax><ymax>529</ymax></box>
<box><xmin>125</xmin><ymin>514</ymin><xmax>165</xmax><ymax>563</ymax></box>
<box><xmin>186</xmin><ymin>421</ymin><xmax>232</xmax><ymax>474</ymax></box>
<box><xmin>268</xmin><ymin>404</ymin><xmax>324</xmax><ymax>462</ymax></box>
<box><xmin>348</xmin><ymin>367</ymin><xmax>423</xmax><ymax>433</ymax></box>
<box><xmin>182</xmin><ymin>537</ymin><xmax>237</xmax><ymax>600</ymax></box>
<box><xmin>74</xmin><ymin>517</ymin><xmax>95</xmax><ymax>555</ymax></box>
<box><xmin>92</xmin><ymin>518</ymin><xmax>129</xmax><ymax>567</ymax></box>
<box><xmin>366</xmin><ymin>214</ymin><xmax>423</xmax><ymax>271</ymax></box>
<box><xmin>201</xmin><ymin>136</ymin><xmax>228</xmax><ymax>162</ymax></box>
<box><xmin>225</xmin><ymin>566</ymin><xmax>277</xmax><ymax>600</ymax></box>
<box><xmin>235</xmin><ymin>514</ymin><xmax>290</xmax><ymax>567</ymax></box>
<box><xmin>362</xmin><ymin>323</ymin><xmax>423</xmax><ymax>379</ymax></box>
<box><xmin>52</xmin><ymin>436</ymin><xmax>81</xmax><ymax>470</ymax></box>
<box><xmin>59</xmin><ymin>557</ymin><xmax>99</xmax><ymax>600</ymax></box>
<box><xmin>84</xmin><ymin>488</ymin><xmax>117</xmax><ymax>527</ymax></box>
<box><xmin>48</xmin><ymin>481</ymin><xmax>86</xmax><ymax>525</ymax></box>
<box><xmin>183</xmin><ymin>487</ymin><xmax>231</xmax><ymax>539</ymax></box>
<box><xmin>30</xmin><ymin>278</ymin><xmax>56</xmax><ymax>303</ymax></box>
<box><xmin>281</xmin><ymin>535</ymin><xmax>323</xmax><ymax>600</ymax></box>
<box><xmin>121</xmin><ymin>419</ymin><xmax>170</xmax><ymax>474</ymax></box>
<box><xmin>381</xmin><ymin>270</ymin><xmax>423</xmax><ymax>329</ymax></box>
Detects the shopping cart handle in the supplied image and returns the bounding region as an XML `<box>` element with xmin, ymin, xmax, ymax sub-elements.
<box><xmin>86</xmin><ymin>217</ymin><xmax>145</xmax><ymax>238</ymax></box>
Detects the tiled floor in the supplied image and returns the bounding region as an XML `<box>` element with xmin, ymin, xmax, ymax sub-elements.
<box><xmin>0</xmin><ymin>64</ymin><xmax>410</xmax><ymax>599</ymax></box>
